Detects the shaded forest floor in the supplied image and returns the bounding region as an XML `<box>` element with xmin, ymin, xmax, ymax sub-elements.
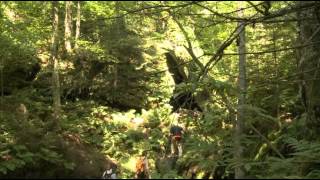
<box><xmin>0</xmin><ymin>88</ymin><xmax>207</xmax><ymax>179</ymax></box>
<box><xmin>2</xmin><ymin>83</ymin><xmax>320</xmax><ymax>179</ymax></box>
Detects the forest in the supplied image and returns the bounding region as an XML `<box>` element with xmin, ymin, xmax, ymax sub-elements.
<box><xmin>1</xmin><ymin>1</ymin><xmax>320</xmax><ymax>179</ymax></box>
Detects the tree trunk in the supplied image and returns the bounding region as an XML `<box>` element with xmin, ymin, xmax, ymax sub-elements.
<box><xmin>165</xmin><ymin>51</ymin><xmax>203</xmax><ymax>112</ymax></box>
<box><xmin>50</xmin><ymin>1</ymin><xmax>61</xmax><ymax>127</ymax></box>
<box><xmin>297</xmin><ymin>1</ymin><xmax>320</xmax><ymax>137</ymax></box>
<box><xmin>64</xmin><ymin>1</ymin><xmax>73</xmax><ymax>54</ymax></box>
<box><xmin>74</xmin><ymin>1</ymin><xmax>80</xmax><ymax>50</ymax></box>
<box><xmin>112</xmin><ymin>2</ymin><xmax>121</xmax><ymax>91</ymax></box>
<box><xmin>235</xmin><ymin>1</ymin><xmax>246</xmax><ymax>179</ymax></box>
<box><xmin>272</xmin><ymin>28</ymin><xmax>280</xmax><ymax>119</ymax></box>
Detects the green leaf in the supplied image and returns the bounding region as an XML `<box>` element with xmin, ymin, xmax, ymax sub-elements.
<box><xmin>244</xmin><ymin>164</ymin><xmax>251</xmax><ymax>171</ymax></box>
<box><xmin>13</xmin><ymin>145</ymin><xmax>27</xmax><ymax>151</ymax></box>
<box><xmin>0</xmin><ymin>150</ymin><xmax>10</xmax><ymax>156</ymax></box>
<box><xmin>17</xmin><ymin>151</ymin><xmax>34</xmax><ymax>157</ymax></box>
<box><xmin>11</xmin><ymin>159</ymin><xmax>26</xmax><ymax>167</ymax></box>
<box><xmin>0</xmin><ymin>166</ymin><xmax>7</xmax><ymax>175</ymax></box>
<box><xmin>3</xmin><ymin>162</ymin><xmax>16</xmax><ymax>171</ymax></box>
<box><xmin>64</xmin><ymin>162</ymin><xmax>76</xmax><ymax>170</ymax></box>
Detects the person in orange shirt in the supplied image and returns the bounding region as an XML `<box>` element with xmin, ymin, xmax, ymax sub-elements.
<box><xmin>135</xmin><ymin>151</ymin><xmax>150</xmax><ymax>179</ymax></box>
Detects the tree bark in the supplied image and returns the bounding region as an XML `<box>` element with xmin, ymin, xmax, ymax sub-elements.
<box><xmin>74</xmin><ymin>1</ymin><xmax>80</xmax><ymax>50</ymax></box>
<box><xmin>235</xmin><ymin>1</ymin><xmax>246</xmax><ymax>179</ymax></box>
<box><xmin>50</xmin><ymin>1</ymin><xmax>61</xmax><ymax>127</ymax></box>
<box><xmin>297</xmin><ymin>1</ymin><xmax>320</xmax><ymax>137</ymax></box>
<box><xmin>64</xmin><ymin>1</ymin><xmax>73</xmax><ymax>53</ymax></box>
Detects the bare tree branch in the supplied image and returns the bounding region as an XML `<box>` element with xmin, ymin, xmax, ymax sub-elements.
<box><xmin>251</xmin><ymin>2</ymin><xmax>320</xmax><ymax>23</ymax></box>
<box><xmin>200</xmin><ymin>40</ymin><xmax>320</xmax><ymax>56</ymax></box>
<box><xmin>194</xmin><ymin>2</ymin><xmax>247</xmax><ymax>21</ymax></box>
<box><xmin>170</xmin><ymin>13</ymin><xmax>205</xmax><ymax>71</ymax></box>
<box><xmin>249</xmin><ymin>123</ymin><xmax>285</xmax><ymax>159</ymax></box>
<box><xmin>246</xmin><ymin>1</ymin><xmax>265</xmax><ymax>15</ymax></box>
<box><xmin>95</xmin><ymin>2</ymin><xmax>199</xmax><ymax>21</ymax></box>
<box><xmin>195</xmin><ymin>2</ymin><xmax>320</xmax><ymax>81</ymax></box>
<box><xmin>194</xmin><ymin>1</ymin><xmax>320</xmax><ymax>24</ymax></box>
<box><xmin>198</xmin><ymin>24</ymin><xmax>245</xmax><ymax>80</ymax></box>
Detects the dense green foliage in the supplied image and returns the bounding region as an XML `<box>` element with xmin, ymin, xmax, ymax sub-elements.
<box><xmin>1</xmin><ymin>1</ymin><xmax>320</xmax><ymax>179</ymax></box>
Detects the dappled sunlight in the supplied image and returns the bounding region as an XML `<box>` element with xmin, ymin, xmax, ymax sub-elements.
<box><xmin>2</xmin><ymin>1</ymin><xmax>320</xmax><ymax>179</ymax></box>
<box><xmin>121</xmin><ymin>156</ymin><xmax>137</xmax><ymax>174</ymax></box>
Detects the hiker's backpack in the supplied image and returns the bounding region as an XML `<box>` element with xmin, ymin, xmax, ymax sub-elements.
<box><xmin>171</xmin><ymin>126</ymin><xmax>183</xmax><ymax>141</ymax></box>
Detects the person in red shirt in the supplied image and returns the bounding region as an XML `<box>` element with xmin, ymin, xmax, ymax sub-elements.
<box><xmin>170</xmin><ymin>124</ymin><xmax>184</xmax><ymax>157</ymax></box>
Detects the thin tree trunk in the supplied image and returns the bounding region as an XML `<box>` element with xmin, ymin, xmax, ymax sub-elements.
<box><xmin>113</xmin><ymin>2</ymin><xmax>121</xmax><ymax>90</ymax></box>
<box><xmin>64</xmin><ymin>1</ymin><xmax>73</xmax><ymax>53</ymax></box>
<box><xmin>272</xmin><ymin>28</ymin><xmax>280</xmax><ymax>119</ymax></box>
<box><xmin>50</xmin><ymin>1</ymin><xmax>61</xmax><ymax>127</ymax></box>
<box><xmin>235</xmin><ymin>1</ymin><xmax>246</xmax><ymax>179</ymax></box>
<box><xmin>74</xmin><ymin>1</ymin><xmax>80</xmax><ymax>50</ymax></box>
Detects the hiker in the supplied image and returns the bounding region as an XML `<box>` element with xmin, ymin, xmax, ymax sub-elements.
<box><xmin>169</xmin><ymin>124</ymin><xmax>184</xmax><ymax>157</ymax></box>
<box><xmin>135</xmin><ymin>151</ymin><xmax>150</xmax><ymax>179</ymax></box>
<box><xmin>102</xmin><ymin>163</ymin><xmax>117</xmax><ymax>179</ymax></box>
